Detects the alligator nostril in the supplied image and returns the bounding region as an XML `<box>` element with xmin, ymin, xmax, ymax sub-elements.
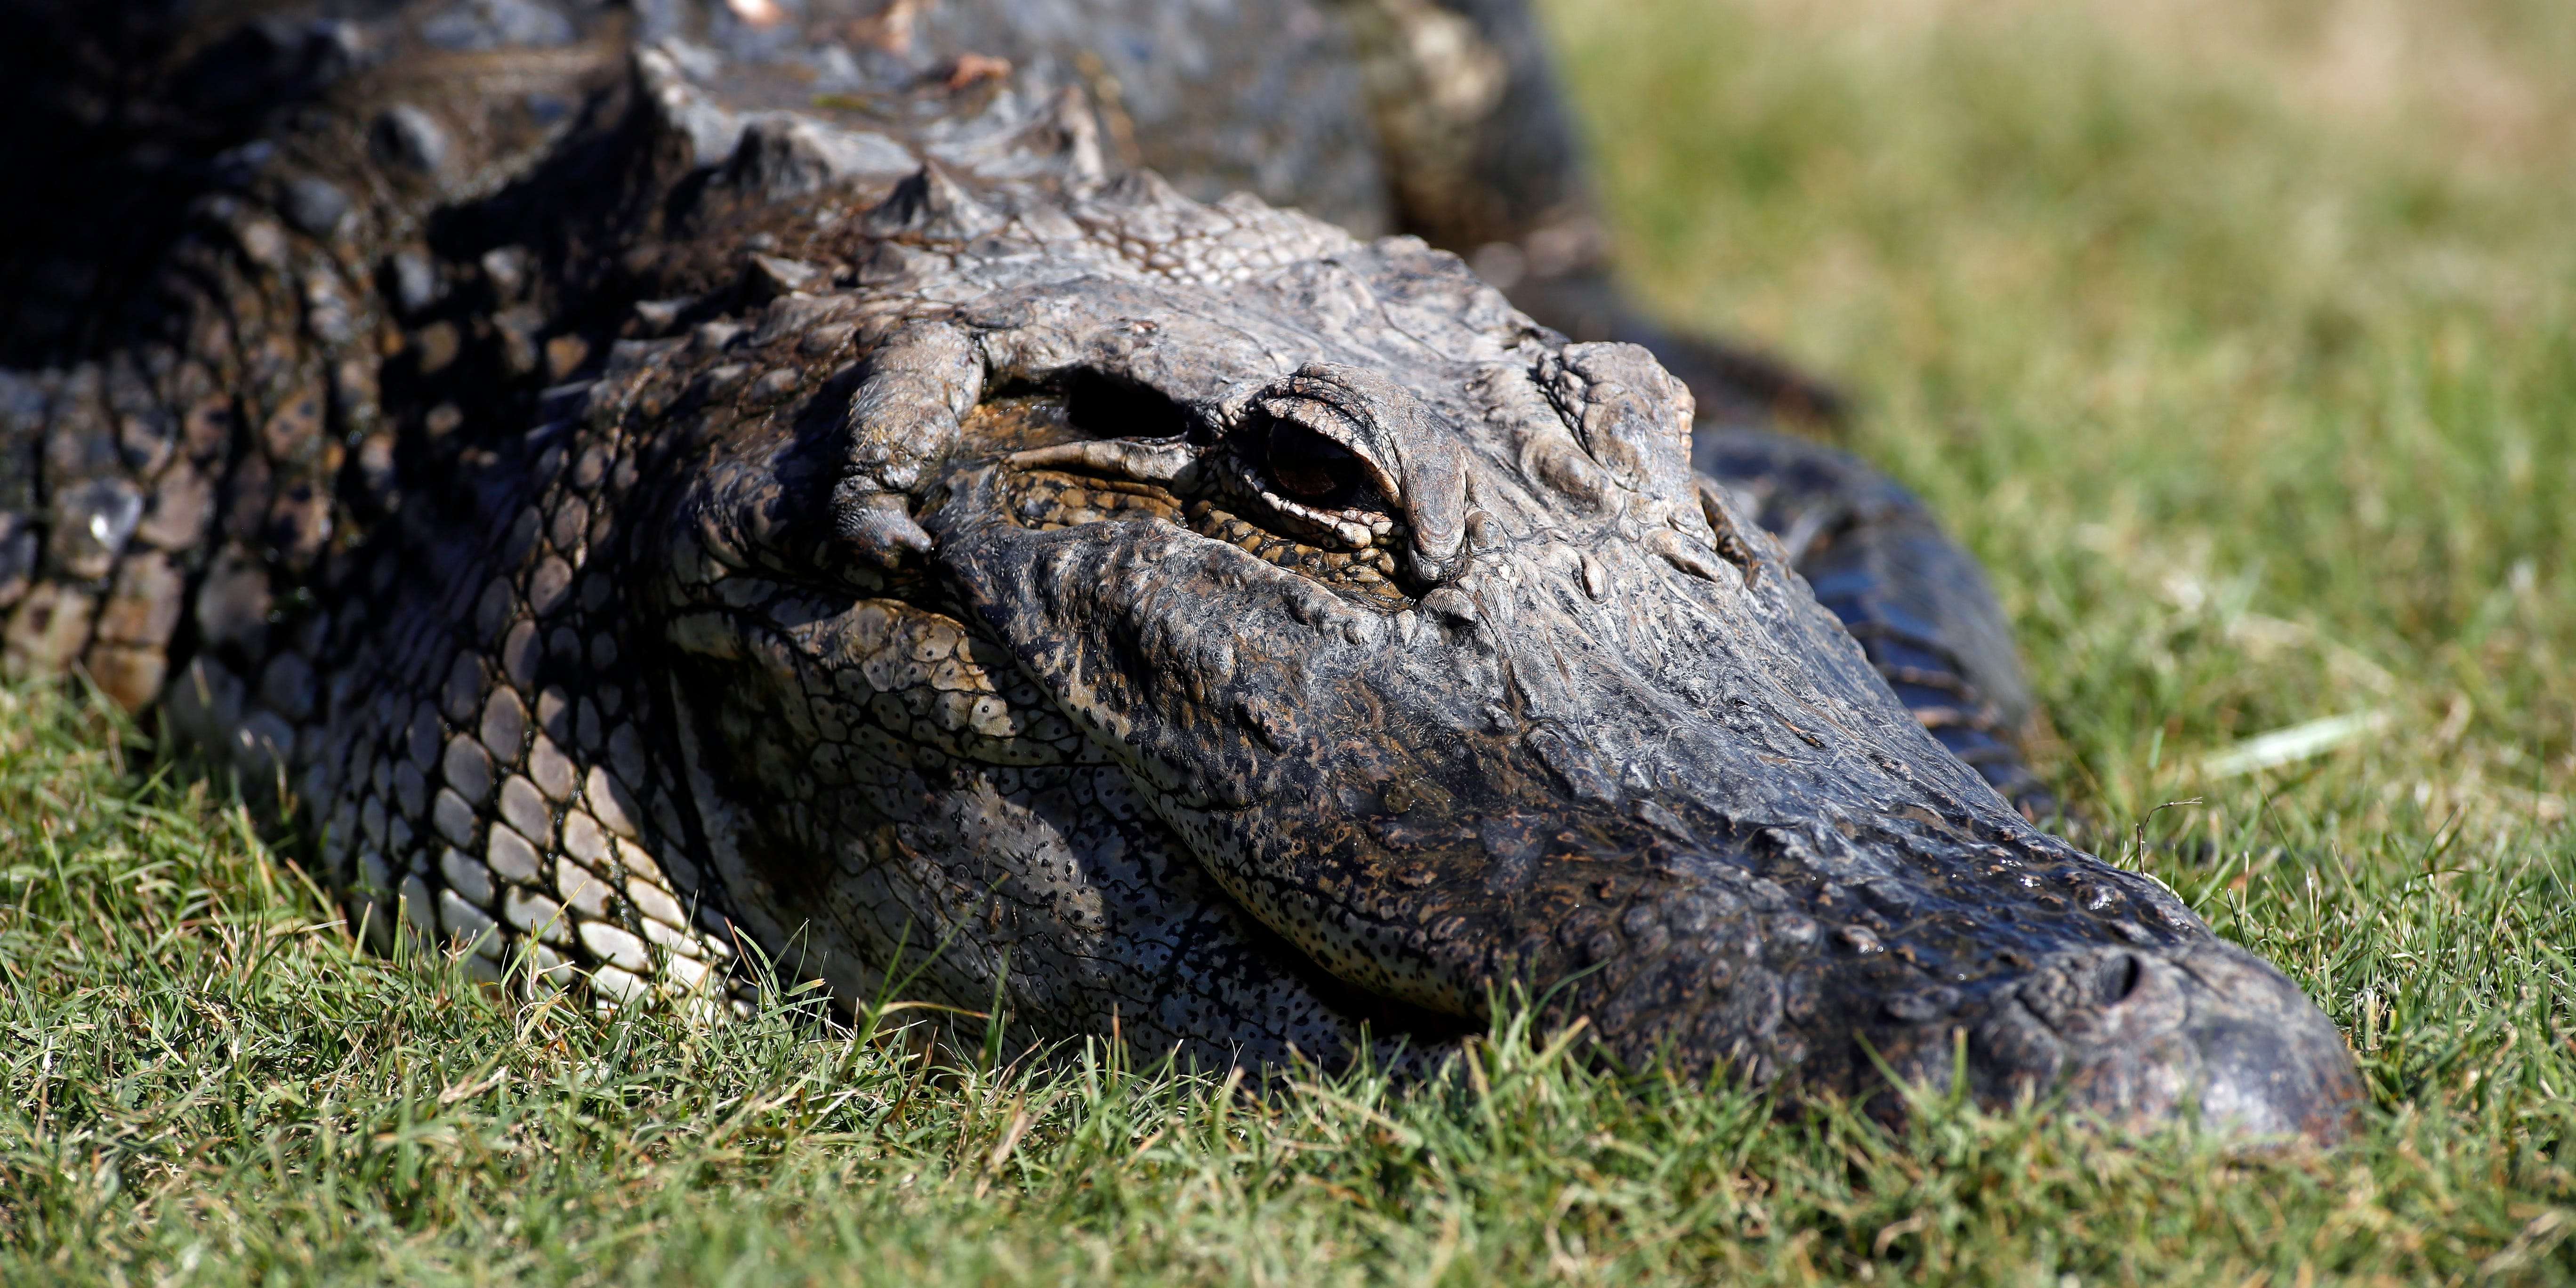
<box><xmin>2103</xmin><ymin>951</ymin><xmax>2145</xmax><ymax>1006</ymax></box>
<box><xmin>2017</xmin><ymin>945</ymin><xmax>2363</xmax><ymax>1142</ymax></box>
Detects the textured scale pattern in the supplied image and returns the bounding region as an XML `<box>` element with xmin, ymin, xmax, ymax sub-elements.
<box><xmin>0</xmin><ymin>0</ymin><xmax>2360</xmax><ymax>1138</ymax></box>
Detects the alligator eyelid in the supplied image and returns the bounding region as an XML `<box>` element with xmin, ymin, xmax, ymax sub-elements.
<box><xmin>1250</xmin><ymin>394</ymin><xmax>1406</xmax><ymax>510</ymax></box>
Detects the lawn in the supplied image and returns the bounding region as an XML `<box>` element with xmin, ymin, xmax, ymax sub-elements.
<box><xmin>5</xmin><ymin>0</ymin><xmax>2574</xmax><ymax>1281</ymax></box>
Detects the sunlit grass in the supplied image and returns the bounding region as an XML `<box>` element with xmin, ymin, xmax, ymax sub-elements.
<box><xmin>1</xmin><ymin>688</ymin><xmax>2568</xmax><ymax>1282</ymax></box>
<box><xmin>6</xmin><ymin>0</ymin><xmax>2575</xmax><ymax>1280</ymax></box>
<box><xmin>1556</xmin><ymin>0</ymin><xmax>2576</xmax><ymax>823</ymax></box>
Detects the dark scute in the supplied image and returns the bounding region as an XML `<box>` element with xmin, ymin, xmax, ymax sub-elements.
<box><xmin>370</xmin><ymin>105</ymin><xmax>451</xmax><ymax>176</ymax></box>
<box><xmin>282</xmin><ymin>177</ymin><xmax>350</xmax><ymax>236</ymax></box>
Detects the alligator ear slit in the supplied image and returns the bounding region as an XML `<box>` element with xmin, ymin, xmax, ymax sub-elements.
<box><xmin>1061</xmin><ymin>370</ymin><xmax>1191</xmax><ymax>441</ymax></box>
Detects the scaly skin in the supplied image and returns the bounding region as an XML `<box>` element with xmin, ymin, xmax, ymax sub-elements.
<box><xmin>0</xmin><ymin>0</ymin><xmax>2360</xmax><ymax>1138</ymax></box>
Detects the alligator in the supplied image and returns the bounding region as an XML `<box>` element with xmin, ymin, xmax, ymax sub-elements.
<box><xmin>0</xmin><ymin>0</ymin><xmax>2361</xmax><ymax>1139</ymax></box>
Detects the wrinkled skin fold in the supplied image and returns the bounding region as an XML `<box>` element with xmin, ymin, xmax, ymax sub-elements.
<box><xmin>0</xmin><ymin>0</ymin><xmax>2360</xmax><ymax>1142</ymax></box>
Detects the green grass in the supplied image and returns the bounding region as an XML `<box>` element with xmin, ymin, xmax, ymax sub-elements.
<box><xmin>6</xmin><ymin>0</ymin><xmax>2576</xmax><ymax>1280</ymax></box>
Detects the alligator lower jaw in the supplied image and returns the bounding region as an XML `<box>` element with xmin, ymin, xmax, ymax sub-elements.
<box><xmin>1175</xmin><ymin>795</ymin><xmax>2361</xmax><ymax>1142</ymax></box>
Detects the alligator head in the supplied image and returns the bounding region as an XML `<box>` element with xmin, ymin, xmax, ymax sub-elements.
<box><xmin>631</xmin><ymin>140</ymin><xmax>2359</xmax><ymax>1138</ymax></box>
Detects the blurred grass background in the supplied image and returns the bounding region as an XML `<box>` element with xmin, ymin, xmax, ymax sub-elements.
<box><xmin>4</xmin><ymin>0</ymin><xmax>2573</xmax><ymax>1282</ymax></box>
<box><xmin>1557</xmin><ymin>0</ymin><xmax>2576</xmax><ymax>829</ymax></box>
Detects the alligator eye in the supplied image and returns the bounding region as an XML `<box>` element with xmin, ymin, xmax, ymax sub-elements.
<box><xmin>1266</xmin><ymin>422</ymin><xmax>1370</xmax><ymax>507</ymax></box>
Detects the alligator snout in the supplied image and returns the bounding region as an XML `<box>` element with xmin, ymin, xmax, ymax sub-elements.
<box><xmin>1971</xmin><ymin>945</ymin><xmax>2363</xmax><ymax>1140</ymax></box>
